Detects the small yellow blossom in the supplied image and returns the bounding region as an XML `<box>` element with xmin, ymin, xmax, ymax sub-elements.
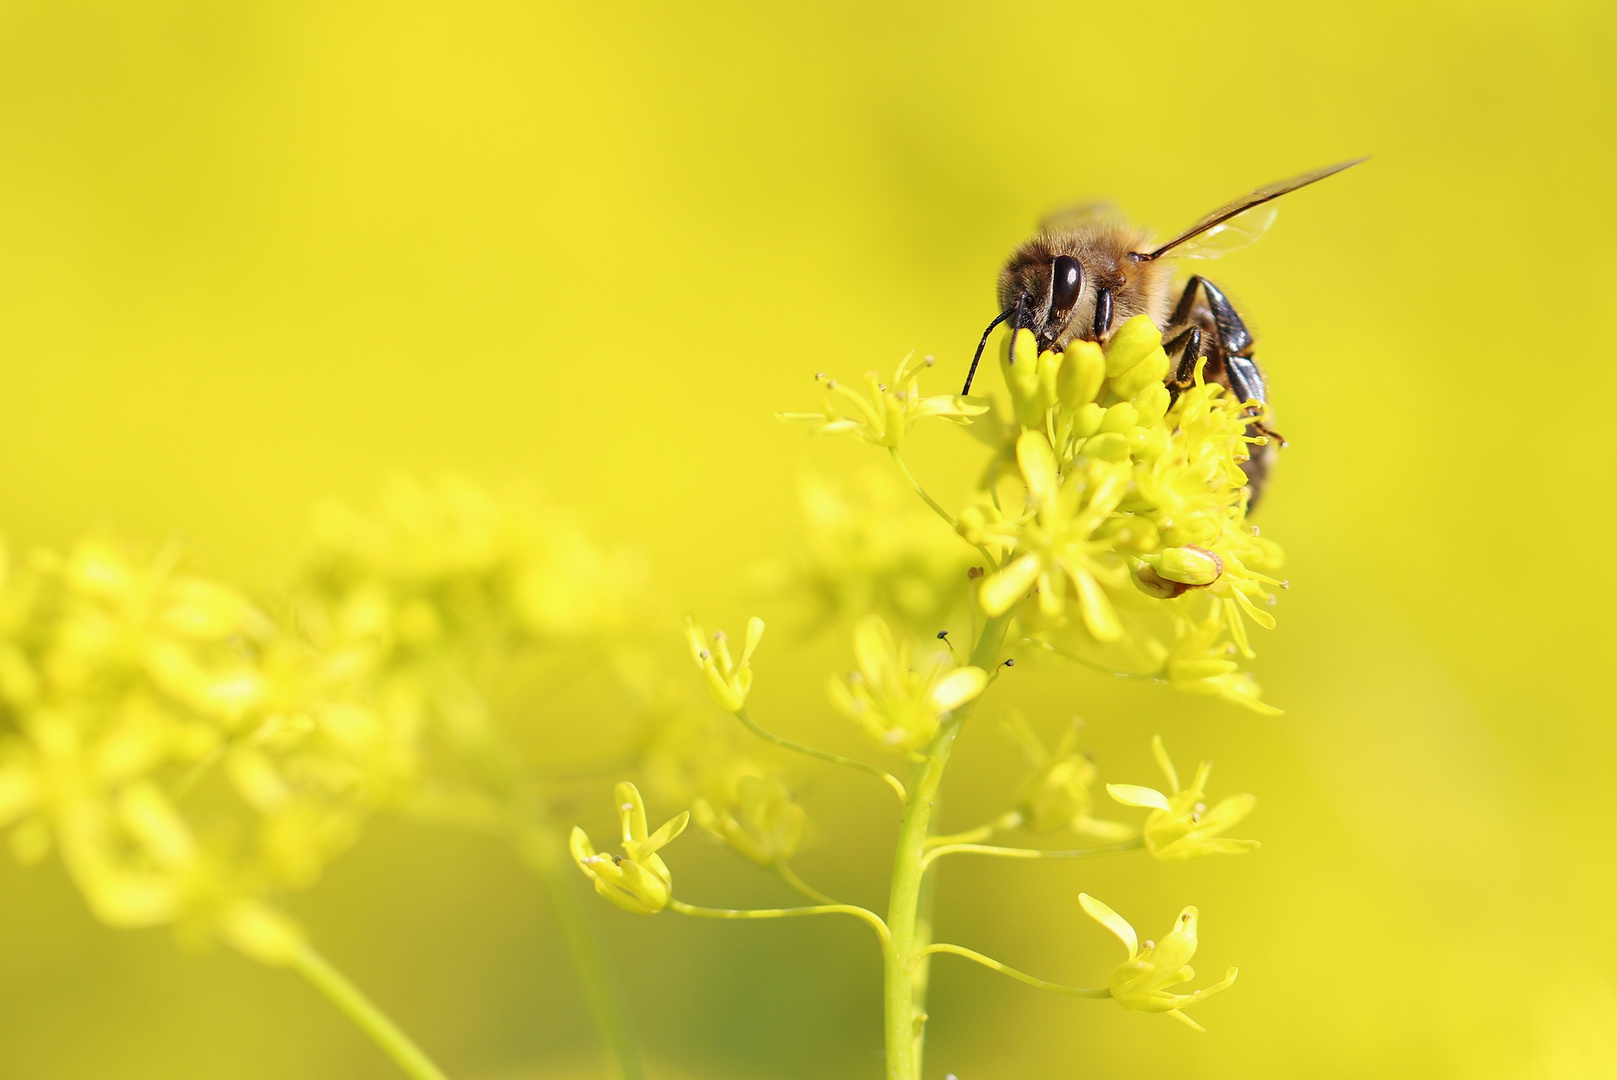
<box><xmin>691</xmin><ymin>770</ymin><xmax>804</xmax><ymax>867</ymax></box>
<box><xmin>1000</xmin><ymin>712</ymin><xmax>1132</xmax><ymax>839</ymax></box>
<box><xmin>777</xmin><ymin>352</ymin><xmax>988</xmax><ymax>447</ymax></box>
<box><xmin>686</xmin><ymin>616</ymin><xmax>764</xmax><ymax>712</ymax></box>
<box><xmin>977</xmin><ymin>432</ymin><xmax>1131</xmax><ymax>640</ymax></box>
<box><xmin>1107</xmin><ymin>736</ymin><xmax>1258</xmax><ymax>860</ymax></box>
<box><xmin>828</xmin><ymin>614</ymin><xmax>987</xmax><ymax>752</ymax></box>
<box><xmin>1164</xmin><ymin>612</ymin><xmax>1280</xmax><ymax>715</ymax></box>
<box><xmin>570</xmin><ymin>781</ymin><xmax>689</xmax><ymax>915</ymax></box>
<box><xmin>1079</xmin><ymin>892</ymin><xmax>1238</xmax><ymax>1031</ymax></box>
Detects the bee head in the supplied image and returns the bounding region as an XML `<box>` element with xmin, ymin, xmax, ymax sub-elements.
<box><xmin>996</xmin><ymin>242</ymin><xmax>1085</xmax><ymax>352</ymax></box>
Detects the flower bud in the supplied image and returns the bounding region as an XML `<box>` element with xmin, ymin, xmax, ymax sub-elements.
<box><xmin>1157</xmin><ymin>545</ymin><xmax>1223</xmax><ymax>586</ymax></box>
<box><xmin>955</xmin><ymin>503</ymin><xmax>995</xmax><ymax>546</ymax></box>
<box><xmin>1132</xmin><ymin>383</ymin><xmax>1170</xmax><ymax>424</ymax></box>
<box><xmin>1103</xmin><ymin>315</ymin><xmax>1162</xmax><ymax>377</ymax></box>
<box><xmin>1098</xmin><ymin>402</ymin><xmax>1137</xmax><ymax>433</ymax></box>
<box><xmin>1072</xmin><ymin>402</ymin><xmax>1105</xmax><ymax>438</ymax></box>
<box><xmin>1082</xmin><ymin>432</ymin><xmax>1130</xmax><ymax>462</ymax></box>
<box><xmin>1110</xmin><ymin>345</ymin><xmax>1170</xmax><ymax>398</ymax></box>
<box><xmin>1057</xmin><ymin>340</ymin><xmax>1106</xmax><ymax>407</ymax></box>
<box><xmin>1132</xmin><ymin>562</ymin><xmax>1184</xmax><ymax>599</ymax></box>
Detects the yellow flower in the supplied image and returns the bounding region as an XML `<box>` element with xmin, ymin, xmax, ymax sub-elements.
<box><xmin>686</xmin><ymin>616</ymin><xmax>764</xmax><ymax>712</ymax></box>
<box><xmin>777</xmin><ymin>352</ymin><xmax>988</xmax><ymax>447</ymax></box>
<box><xmin>1107</xmin><ymin>736</ymin><xmax>1259</xmax><ymax>860</ymax></box>
<box><xmin>977</xmin><ymin>432</ymin><xmax>1130</xmax><ymax>640</ymax></box>
<box><xmin>1000</xmin><ymin>712</ymin><xmax>1132</xmax><ymax>839</ymax></box>
<box><xmin>769</xmin><ymin>471</ymin><xmax>973</xmax><ymax>638</ymax></box>
<box><xmin>1164</xmin><ymin>611</ymin><xmax>1281</xmax><ymax>715</ymax></box>
<box><xmin>828</xmin><ymin>614</ymin><xmax>987</xmax><ymax>752</ymax></box>
<box><xmin>1079</xmin><ymin>892</ymin><xmax>1238</xmax><ymax>1031</ymax></box>
<box><xmin>570</xmin><ymin>782</ymin><xmax>689</xmax><ymax>915</ymax></box>
<box><xmin>691</xmin><ymin>770</ymin><xmax>804</xmax><ymax>867</ymax></box>
<box><xmin>0</xmin><ymin>534</ymin><xmax>375</xmax><ymax>963</ymax></box>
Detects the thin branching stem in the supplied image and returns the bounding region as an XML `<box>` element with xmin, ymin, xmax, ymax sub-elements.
<box><xmin>924</xmin><ymin>810</ymin><xmax>1024</xmax><ymax>849</ymax></box>
<box><xmin>775</xmin><ymin>861</ymin><xmax>839</xmax><ymax>906</ymax></box>
<box><xmin>734</xmin><ymin>706</ymin><xmax>908</xmax><ymax>806</ymax></box>
<box><xmin>668</xmin><ymin>898</ymin><xmax>890</xmax><ymax>950</ymax></box>
<box><xmin>516</xmin><ymin>821</ymin><xmax>646</xmax><ymax>1080</ymax></box>
<box><xmin>921</xmin><ymin>836</ymin><xmax>1144</xmax><ymax>874</ymax></box>
<box><xmin>918</xmin><ymin>943</ymin><xmax>1111</xmax><ymax>999</ymax></box>
<box><xmin>289</xmin><ymin>944</ymin><xmax>452</xmax><ymax>1080</ymax></box>
<box><xmin>888</xmin><ymin>448</ymin><xmax>1000</xmax><ymax>571</ymax></box>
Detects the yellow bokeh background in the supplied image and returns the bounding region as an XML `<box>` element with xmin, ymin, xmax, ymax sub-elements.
<box><xmin>2</xmin><ymin>1</ymin><xmax>1614</xmax><ymax>1077</ymax></box>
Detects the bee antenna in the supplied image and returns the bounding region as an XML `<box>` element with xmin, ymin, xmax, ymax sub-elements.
<box><xmin>961</xmin><ymin>301</ymin><xmax>1019</xmax><ymax>396</ymax></box>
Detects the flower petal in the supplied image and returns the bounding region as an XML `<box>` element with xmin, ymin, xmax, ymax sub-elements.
<box><xmin>1079</xmin><ymin>892</ymin><xmax>1138</xmax><ymax>958</ymax></box>
<box><xmin>643</xmin><ymin>810</ymin><xmax>690</xmax><ymax>856</ymax></box>
<box><xmin>615</xmin><ymin>781</ymin><xmax>649</xmax><ymax>844</ymax></box>
<box><xmin>1200</xmin><ymin>792</ymin><xmax>1256</xmax><ymax>831</ymax></box>
<box><xmin>852</xmin><ymin>614</ymin><xmax>899</xmax><ymax>686</ymax></box>
<box><xmin>980</xmin><ymin>554</ymin><xmax>1041</xmax><ymax>617</ymax></box>
<box><xmin>930</xmin><ymin>666</ymin><xmax>988</xmax><ymax>712</ymax></box>
<box><xmin>1016</xmin><ymin>431</ymin><xmax>1060</xmax><ymax>505</ymax></box>
<box><xmin>741</xmin><ymin>616</ymin><xmax>766</xmax><ymax>665</ymax></box>
<box><xmin>1151</xmin><ymin>735</ymin><xmax>1181</xmax><ymax>794</ymax></box>
<box><xmin>1107</xmin><ymin>783</ymin><xmax>1172</xmax><ymax>811</ymax></box>
<box><xmin>684</xmin><ymin>616</ymin><xmax>708</xmax><ymax>666</ymax></box>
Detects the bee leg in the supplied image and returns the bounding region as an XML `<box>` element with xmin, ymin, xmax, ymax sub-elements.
<box><xmin>1170</xmin><ymin>275</ymin><xmax>1208</xmax><ymax>326</ymax></box>
<box><xmin>1163</xmin><ymin>326</ymin><xmax>1201</xmax><ymax>405</ymax></box>
<box><xmin>1174</xmin><ymin>276</ymin><xmax>1255</xmax><ymax>356</ymax></box>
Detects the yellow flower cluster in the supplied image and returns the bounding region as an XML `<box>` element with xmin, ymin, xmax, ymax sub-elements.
<box><xmin>1000</xmin><ymin>712</ymin><xmax>1132</xmax><ymax>840</ymax></box>
<box><xmin>777</xmin><ymin>352</ymin><xmax>988</xmax><ymax>447</ymax></box>
<box><xmin>829</xmin><ymin>614</ymin><xmax>988</xmax><ymax>753</ymax></box>
<box><xmin>292</xmin><ymin>475</ymin><xmax>658</xmax><ymax>825</ymax></box>
<box><xmin>971</xmin><ymin>319</ymin><xmax>1284</xmax><ymax>712</ymax></box>
<box><xmin>776</xmin><ymin>317</ymin><xmax>1284</xmax><ymax>712</ymax></box>
<box><xmin>0</xmin><ymin>535</ymin><xmax>378</xmax><ymax>964</ymax></box>
<box><xmin>759</xmin><ymin>472</ymin><xmax>973</xmax><ymax>639</ymax></box>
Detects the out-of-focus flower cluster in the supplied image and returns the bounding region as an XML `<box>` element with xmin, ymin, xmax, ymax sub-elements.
<box><xmin>0</xmin><ymin>535</ymin><xmax>378</xmax><ymax>964</ymax></box>
<box><xmin>755</xmin><ymin>472</ymin><xmax>973</xmax><ymax>641</ymax></box>
<box><xmin>291</xmin><ymin>475</ymin><xmax>662</xmax><ymax>827</ymax></box>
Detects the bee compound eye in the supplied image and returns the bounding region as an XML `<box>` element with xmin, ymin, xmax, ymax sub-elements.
<box><xmin>1048</xmin><ymin>255</ymin><xmax>1083</xmax><ymax>327</ymax></box>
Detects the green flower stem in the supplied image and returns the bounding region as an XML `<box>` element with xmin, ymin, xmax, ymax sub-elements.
<box><xmin>775</xmin><ymin>861</ymin><xmax>839</xmax><ymax>906</ymax></box>
<box><xmin>518</xmin><ymin>823</ymin><xmax>647</xmax><ymax>1080</ymax></box>
<box><xmin>883</xmin><ymin>608</ymin><xmax>1013</xmax><ymax>1080</ymax></box>
<box><xmin>289</xmin><ymin>943</ymin><xmax>451</xmax><ymax>1080</ymax></box>
<box><xmin>734</xmin><ymin>706</ymin><xmax>908</xmax><ymax>806</ymax></box>
<box><xmin>921</xmin><ymin>835</ymin><xmax>1144</xmax><ymax>874</ymax></box>
<box><xmin>888</xmin><ymin>448</ymin><xmax>1000</xmax><ymax>571</ymax></box>
<box><xmin>918</xmin><ymin>943</ymin><xmax>1111</xmax><ymax>999</ymax></box>
<box><xmin>668</xmin><ymin>898</ymin><xmax>891</xmax><ymax>949</ymax></box>
<box><xmin>923</xmin><ymin>810</ymin><xmax>1024</xmax><ymax>849</ymax></box>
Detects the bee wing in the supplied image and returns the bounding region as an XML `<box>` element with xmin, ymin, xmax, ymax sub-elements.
<box><xmin>1038</xmin><ymin>200</ymin><xmax>1127</xmax><ymax>234</ymax></box>
<box><xmin>1145</xmin><ymin>157</ymin><xmax>1367</xmax><ymax>261</ymax></box>
<box><xmin>1169</xmin><ymin>203</ymin><xmax>1281</xmax><ymax>260</ymax></box>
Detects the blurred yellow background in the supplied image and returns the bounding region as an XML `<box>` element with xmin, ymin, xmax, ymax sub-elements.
<box><xmin>1</xmin><ymin>1</ymin><xmax>1614</xmax><ymax>1077</ymax></box>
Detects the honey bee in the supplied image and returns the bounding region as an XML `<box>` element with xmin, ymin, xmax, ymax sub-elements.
<box><xmin>963</xmin><ymin>158</ymin><xmax>1366</xmax><ymax>505</ymax></box>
